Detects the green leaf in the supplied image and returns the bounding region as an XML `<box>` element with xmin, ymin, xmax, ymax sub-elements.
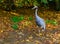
<box><xmin>46</xmin><ymin>19</ymin><xmax>58</xmax><ymax>25</ymax></box>
<box><xmin>28</xmin><ymin>16</ymin><xmax>33</xmax><ymax>20</ymax></box>
<box><xmin>18</xmin><ymin>15</ymin><xmax>24</xmax><ymax>21</ymax></box>
<box><xmin>11</xmin><ymin>24</ymin><xmax>18</xmax><ymax>30</ymax></box>
<box><xmin>10</xmin><ymin>16</ymin><xmax>19</xmax><ymax>23</ymax></box>
<box><xmin>0</xmin><ymin>0</ymin><xmax>2</xmax><ymax>3</ymax></box>
<box><xmin>41</xmin><ymin>0</ymin><xmax>48</xmax><ymax>4</ymax></box>
<box><xmin>10</xmin><ymin>15</ymin><xmax>24</xmax><ymax>23</ymax></box>
<box><xmin>50</xmin><ymin>20</ymin><xmax>58</xmax><ymax>25</ymax></box>
<box><xmin>49</xmin><ymin>0</ymin><xmax>53</xmax><ymax>1</ymax></box>
<box><xmin>46</xmin><ymin>19</ymin><xmax>50</xmax><ymax>23</ymax></box>
<box><xmin>33</xmin><ymin>1</ymin><xmax>39</xmax><ymax>6</ymax></box>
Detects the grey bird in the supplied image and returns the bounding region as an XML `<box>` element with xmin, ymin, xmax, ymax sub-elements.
<box><xmin>32</xmin><ymin>6</ymin><xmax>46</xmax><ymax>31</ymax></box>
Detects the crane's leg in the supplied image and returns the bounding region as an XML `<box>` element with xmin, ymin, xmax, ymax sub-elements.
<box><xmin>39</xmin><ymin>29</ymin><xmax>40</xmax><ymax>33</ymax></box>
<box><xmin>36</xmin><ymin>26</ymin><xmax>41</xmax><ymax>33</ymax></box>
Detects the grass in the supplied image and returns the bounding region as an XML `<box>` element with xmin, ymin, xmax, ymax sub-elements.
<box><xmin>10</xmin><ymin>15</ymin><xmax>24</xmax><ymax>23</ymax></box>
<box><xmin>11</xmin><ymin>24</ymin><xmax>18</xmax><ymax>30</ymax></box>
<box><xmin>18</xmin><ymin>15</ymin><xmax>24</xmax><ymax>21</ymax></box>
<box><xmin>28</xmin><ymin>16</ymin><xmax>33</xmax><ymax>20</ymax></box>
<box><xmin>10</xmin><ymin>15</ymin><xmax>24</xmax><ymax>30</ymax></box>
<box><xmin>46</xmin><ymin>19</ymin><xmax>58</xmax><ymax>25</ymax></box>
<box><xmin>10</xmin><ymin>15</ymin><xmax>58</xmax><ymax>30</ymax></box>
<box><xmin>10</xmin><ymin>16</ymin><xmax>19</xmax><ymax>23</ymax></box>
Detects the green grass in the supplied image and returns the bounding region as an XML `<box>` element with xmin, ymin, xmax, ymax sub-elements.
<box><xmin>10</xmin><ymin>16</ymin><xmax>19</xmax><ymax>23</ymax></box>
<box><xmin>46</xmin><ymin>19</ymin><xmax>58</xmax><ymax>25</ymax></box>
<box><xmin>11</xmin><ymin>24</ymin><xmax>18</xmax><ymax>30</ymax></box>
<box><xmin>10</xmin><ymin>15</ymin><xmax>24</xmax><ymax>23</ymax></box>
<box><xmin>18</xmin><ymin>15</ymin><xmax>24</xmax><ymax>21</ymax></box>
<box><xmin>28</xmin><ymin>16</ymin><xmax>33</xmax><ymax>20</ymax></box>
<box><xmin>10</xmin><ymin>15</ymin><xmax>24</xmax><ymax>30</ymax></box>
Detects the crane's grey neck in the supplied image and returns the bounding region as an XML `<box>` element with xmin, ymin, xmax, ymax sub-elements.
<box><xmin>35</xmin><ymin>8</ymin><xmax>38</xmax><ymax>16</ymax></box>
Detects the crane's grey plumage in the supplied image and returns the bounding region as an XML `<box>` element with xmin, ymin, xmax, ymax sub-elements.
<box><xmin>32</xmin><ymin>6</ymin><xmax>46</xmax><ymax>30</ymax></box>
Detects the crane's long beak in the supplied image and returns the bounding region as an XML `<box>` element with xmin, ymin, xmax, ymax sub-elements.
<box><xmin>32</xmin><ymin>6</ymin><xmax>38</xmax><ymax>10</ymax></box>
<box><xmin>32</xmin><ymin>7</ymin><xmax>35</xmax><ymax>10</ymax></box>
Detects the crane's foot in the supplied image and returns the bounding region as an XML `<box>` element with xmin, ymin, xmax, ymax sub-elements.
<box><xmin>38</xmin><ymin>30</ymin><xmax>40</xmax><ymax>33</ymax></box>
<box><xmin>42</xmin><ymin>29</ymin><xmax>45</xmax><ymax>32</ymax></box>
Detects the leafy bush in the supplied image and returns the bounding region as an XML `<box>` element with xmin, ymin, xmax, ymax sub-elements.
<box><xmin>1</xmin><ymin>0</ymin><xmax>60</xmax><ymax>11</ymax></box>
<box><xmin>0</xmin><ymin>0</ymin><xmax>2</xmax><ymax>3</ymax></box>
<box><xmin>15</xmin><ymin>0</ymin><xmax>40</xmax><ymax>7</ymax></box>
<box><xmin>41</xmin><ymin>0</ymin><xmax>48</xmax><ymax>4</ymax></box>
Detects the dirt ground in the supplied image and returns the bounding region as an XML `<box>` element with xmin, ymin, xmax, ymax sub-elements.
<box><xmin>0</xmin><ymin>8</ymin><xmax>60</xmax><ymax>44</ymax></box>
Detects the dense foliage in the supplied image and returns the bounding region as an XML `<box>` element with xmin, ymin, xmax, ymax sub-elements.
<box><xmin>0</xmin><ymin>0</ymin><xmax>60</xmax><ymax>11</ymax></box>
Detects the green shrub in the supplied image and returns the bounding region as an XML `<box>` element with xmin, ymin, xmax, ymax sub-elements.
<box><xmin>0</xmin><ymin>0</ymin><xmax>2</xmax><ymax>3</ymax></box>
